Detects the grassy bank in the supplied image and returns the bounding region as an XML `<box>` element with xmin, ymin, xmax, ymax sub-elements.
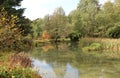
<box><xmin>83</xmin><ymin>38</ymin><xmax>120</xmax><ymax>51</ymax></box>
<box><xmin>0</xmin><ymin>52</ymin><xmax>41</xmax><ymax>78</ymax></box>
<box><xmin>34</xmin><ymin>37</ymin><xmax>120</xmax><ymax>51</ymax></box>
<box><xmin>82</xmin><ymin>38</ymin><xmax>120</xmax><ymax>59</ymax></box>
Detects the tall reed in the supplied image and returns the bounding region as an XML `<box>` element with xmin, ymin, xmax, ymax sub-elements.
<box><xmin>83</xmin><ymin>38</ymin><xmax>120</xmax><ymax>51</ymax></box>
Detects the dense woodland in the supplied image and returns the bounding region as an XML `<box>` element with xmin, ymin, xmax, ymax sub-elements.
<box><xmin>32</xmin><ymin>0</ymin><xmax>120</xmax><ymax>40</ymax></box>
<box><xmin>0</xmin><ymin>0</ymin><xmax>120</xmax><ymax>50</ymax></box>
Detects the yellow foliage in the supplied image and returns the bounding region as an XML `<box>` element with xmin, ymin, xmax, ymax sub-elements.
<box><xmin>0</xmin><ymin>8</ymin><xmax>23</xmax><ymax>49</ymax></box>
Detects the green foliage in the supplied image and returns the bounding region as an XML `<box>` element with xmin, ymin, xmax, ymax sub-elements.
<box><xmin>0</xmin><ymin>66</ymin><xmax>38</xmax><ymax>78</ymax></box>
<box><xmin>106</xmin><ymin>23</ymin><xmax>120</xmax><ymax>38</ymax></box>
<box><xmin>65</xmin><ymin>0</ymin><xmax>119</xmax><ymax>38</ymax></box>
<box><xmin>82</xmin><ymin>43</ymin><xmax>102</xmax><ymax>51</ymax></box>
<box><xmin>0</xmin><ymin>0</ymin><xmax>33</xmax><ymax>51</ymax></box>
<box><xmin>49</xmin><ymin>7</ymin><xmax>67</xmax><ymax>39</ymax></box>
<box><xmin>0</xmin><ymin>52</ymin><xmax>41</xmax><ymax>78</ymax></box>
<box><xmin>68</xmin><ymin>10</ymin><xmax>83</xmax><ymax>35</ymax></box>
<box><xmin>0</xmin><ymin>0</ymin><xmax>23</xmax><ymax>7</ymax></box>
<box><xmin>20</xmin><ymin>18</ymin><xmax>33</xmax><ymax>36</ymax></box>
<box><xmin>0</xmin><ymin>0</ymin><xmax>32</xmax><ymax>37</ymax></box>
<box><xmin>0</xmin><ymin>8</ymin><xmax>22</xmax><ymax>50</ymax></box>
<box><xmin>31</xmin><ymin>0</ymin><xmax>120</xmax><ymax>40</ymax></box>
<box><xmin>42</xmin><ymin>7</ymin><xmax>72</xmax><ymax>41</ymax></box>
<box><xmin>68</xmin><ymin>31</ymin><xmax>82</xmax><ymax>41</ymax></box>
<box><xmin>31</xmin><ymin>18</ymin><xmax>43</xmax><ymax>38</ymax></box>
<box><xmin>96</xmin><ymin>1</ymin><xmax>116</xmax><ymax>37</ymax></box>
<box><xmin>0</xmin><ymin>8</ymin><xmax>32</xmax><ymax>51</ymax></box>
<box><xmin>76</xmin><ymin>0</ymin><xmax>99</xmax><ymax>37</ymax></box>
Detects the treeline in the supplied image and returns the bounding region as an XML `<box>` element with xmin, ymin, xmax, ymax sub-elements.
<box><xmin>0</xmin><ymin>0</ymin><xmax>32</xmax><ymax>51</ymax></box>
<box><xmin>31</xmin><ymin>0</ymin><xmax>120</xmax><ymax>41</ymax></box>
<box><xmin>0</xmin><ymin>0</ymin><xmax>120</xmax><ymax>50</ymax></box>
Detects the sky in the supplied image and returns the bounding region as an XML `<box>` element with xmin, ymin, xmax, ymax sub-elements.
<box><xmin>20</xmin><ymin>0</ymin><xmax>113</xmax><ymax>20</ymax></box>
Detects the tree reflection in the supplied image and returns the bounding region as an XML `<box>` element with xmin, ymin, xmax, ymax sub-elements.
<box><xmin>30</xmin><ymin>42</ymin><xmax>120</xmax><ymax>78</ymax></box>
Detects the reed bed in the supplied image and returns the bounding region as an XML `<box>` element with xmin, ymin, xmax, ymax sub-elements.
<box><xmin>82</xmin><ymin>38</ymin><xmax>120</xmax><ymax>59</ymax></box>
<box><xmin>83</xmin><ymin>38</ymin><xmax>120</xmax><ymax>51</ymax></box>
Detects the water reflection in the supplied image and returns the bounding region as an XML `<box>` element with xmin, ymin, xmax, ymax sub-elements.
<box><xmin>33</xmin><ymin>59</ymin><xmax>78</xmax><ymax>78</ymax></box>
<box><xmin>31</xmin><ymin>42</ymin><xmax>120</xmax><ymax>78</ymax></box>
<box><xmin>41</xmin><ymin>44</ymin><xmax>54</xmax><ymax>52</ymax></box>
<box><xmin>64</xmin><ymin>64</ymin><xmax>78</xmax><ymax>78</ymax></box>
<box><xmin>33</xmin><ymin>59</ymin><xmax>56</xmax><ymax>78</ymax></box>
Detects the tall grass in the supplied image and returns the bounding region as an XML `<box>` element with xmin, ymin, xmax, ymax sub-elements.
<box><xmin>81</xmin><ymin>38</ymin><xmax>120</xmax><ymax>59</ymax></box>
<box><xmin>83</xmin><ymin>38</ymin><xmax>120</xmax><ymax>51</ymax></box>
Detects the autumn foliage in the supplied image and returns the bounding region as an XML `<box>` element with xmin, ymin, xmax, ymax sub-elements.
<box><xmin>42</xmin><ymin>31</ymin><xmax>51</xmax><ymax>39</ymax></box>
<box><xmin>0</xmin><ymin>52</ymin><xmax>42</xmax><ymax>78</ymax></box>
<box><xmin>0</xmin><ymin>8</ymin><xmax>23</xmax><ymax>50</ymax></box>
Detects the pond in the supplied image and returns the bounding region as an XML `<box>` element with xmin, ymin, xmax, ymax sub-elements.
<box><xmin>30</xmin><ymin>41</ymin><xmax>120</xmax><ymax>78</ymax></box>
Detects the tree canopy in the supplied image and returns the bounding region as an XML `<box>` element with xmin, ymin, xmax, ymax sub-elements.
<box><xmin>0</xmin><ymin>0</ymin><xmax>32</xmax><ymax>50</ymax></box>
<box><xmin>26</xmin><ymin>0</ymin><xmax>120</xmax><ymax>40</ymax></box>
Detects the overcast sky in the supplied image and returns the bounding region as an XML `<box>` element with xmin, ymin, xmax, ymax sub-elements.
<box><xmin>20</xmin><ymin>0</ymin><xmax>113</xmax><ymax>20</ymax></box>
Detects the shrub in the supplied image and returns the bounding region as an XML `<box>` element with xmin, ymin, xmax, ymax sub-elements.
<box><xmin>68</xmin><ymin>31</ymin><xmax>82</xmax><ymax>41</ymax></box>
<box><xmin>0</xmin><ymin>8</ymin><xmax>23</xmax><ymax>51</ymax></box>
<box><xmin>0</xmin><ymin>52</ymin><xmax>42</xmax><ymax>78</ymax></box>
<box><xmin>0</xmin><ymin>66</ymin><xmax>42</xmax><ymax>78</ymax></box>
<box><xmin>106</xmin><ymin>23</ymin><xmax>120</xmax><ymax>38</ymax></box>
<box><xmin>0</xmin><ymin>8</ymin><xmax>33</xmax><ymax>51</ymax></box>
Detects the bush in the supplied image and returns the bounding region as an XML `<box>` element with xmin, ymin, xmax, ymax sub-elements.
<box><xmin>0</xmin><ymin>52</ymin><xmax>42</xmax><ymax>78</ymax></box>
<box><xmin>0</xmin><ymin>8</ymin><xmax>23</xmax><ymax>51</ymax></box>
<box><xmin>68</xmin><ymin>31</ymin><xmax>82</xmax><ymax>41</ymax></box>
<box><xmin>0</xmin><ymin>66</ymin><xmax>42</xmax><ymax>78</ymax></box>
<box><xmin>106</xmin><ymin>24</ymin><xmax>120</xmax><ymax>38</ymax></box>
<box><xmin>0</xmin><ymin>8</ymin><xmax>33</xmax><ymax>51</ymax></box>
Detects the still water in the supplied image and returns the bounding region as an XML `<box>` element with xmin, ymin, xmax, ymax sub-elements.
<box><xmin>30</xmin><ymin>42</ymin><xmax>120</xmax><ymax>78</ymax></box>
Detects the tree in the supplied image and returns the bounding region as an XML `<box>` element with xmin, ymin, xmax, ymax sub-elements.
<box><xmin>0</xmin><ymin>0</ymin><xmax>33</xmax><ymax>50</ymax></box>
<box><xmin>31</xmin><ymin>18</ymin><xmax>43</xmax><ymax>38</ymax></box>
<box><xmin>113</xmin><ymin>0</ymin><xmax>120</xmax><ymax>22</ymax></box>
<box><xmin>95</xmin><ymin>1</ymin><xmax>114</xmax><ymax>37</ymax></box>
<box><xmin>43</xmin><ymin>14</ymin><xmax>51</xmax><ymax>33</ymax></box>
<box><xmin>114</xmin><ymin>0</ymin><xmax>120</xmax><ymax>5</ymax></box>
<box><xmin>0</xmin><ymin>0</ymin><xmax>32</xmax><ymax>36</ymax></box>
<box><xmin>50</xmin><ymin>7</ymin><xmax>66</xmax><ymax>41</ymax></box>
<box><xmin>0</xmin><ymin>8</ymin><xmax>23</xmax><ymax>50</ymax></box>
<box><xmin>104</xmin><ymin>0</ymin><xmax>120</xmax><ymax>38</ymax></box>
<box><xmin>44</xmin><ymin>7</ymin><xmax>70</xmax><ymax>42</ymax></box>
<box><xmin>67</xmin><ymin>0</ymin><xmax>120</xmax><ymax>38</ymax></box>
<box><xmin>68</xmin><ymin>10</ymin><xmax>83</xmax><ymax>36</ymax></box>
<box><xmin>106</xmin><ymin>23</ymin><xmax>120</xmax><ymax>38</ymax></box>
<box><xmin>0</xmin><ymin>0</ymin><xmax>4</xmax><ymax>5</ymax></box>
<box><xmin>76</xmin><ymin>0</ymin><xmax>100</xmax><ymax>37</ymax></box>
<box><xmin>68</xmin><ymin>10</ymin><xmax>83</xmax><ymax>41</ymax></box>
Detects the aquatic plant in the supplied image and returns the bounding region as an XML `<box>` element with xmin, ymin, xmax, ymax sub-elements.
<box><xmin>82</xmin><ymin>43</ymin><xmax>102</xmax><ymax>51</ymax></box>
